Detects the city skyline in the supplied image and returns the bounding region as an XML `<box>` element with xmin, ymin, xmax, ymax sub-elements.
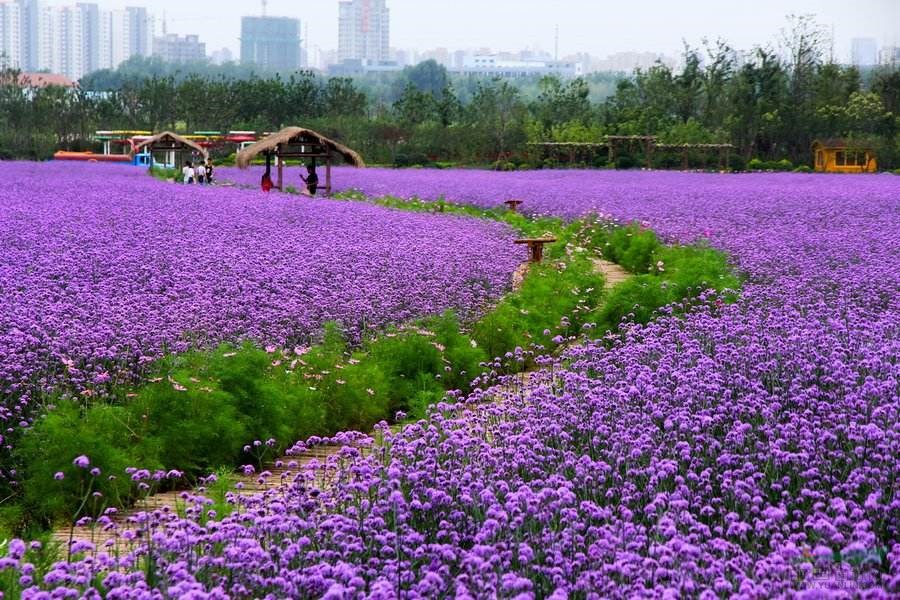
<box><xmin>33</xmin><ymin>0</ymin><xmax>899</xmax><ymax>64</ymax></box>
<box><xmin>2</xmin><ymin>0</ymin><xmax>898</xmax><ymax>79</ymax></box>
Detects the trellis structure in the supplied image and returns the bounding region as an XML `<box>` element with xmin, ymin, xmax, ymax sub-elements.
<box><xmin>236</xmin><ymin>127</ymin><xmax>365</xmax><ymax>196</ymax></box>
<box><xmin>133</xmin><ymin>131</ymin><xmax>209</xmax><ymax>169</ymax></box>
<box><xmin>529</xmin><ymin>136</ymin><xmax>735</xmax><ymax>170</ymax></box>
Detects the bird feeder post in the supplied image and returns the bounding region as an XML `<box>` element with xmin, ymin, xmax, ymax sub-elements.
<box><xmin>515</xmin><ymin>238</ymin><xmax>557</xmax><ymax>264</ymax></box>
<box><xmin>504</xmin><ymin>199</ymin><xmax>524</xmax><ymax>213</ymax></box>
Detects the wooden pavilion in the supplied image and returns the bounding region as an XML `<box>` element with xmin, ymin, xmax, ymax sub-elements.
<box><xmin>236</xmin><ymin>127</ymin><xmax>365</xmax><ymax>196</ymax></box>
<box><xmin>133</xmin><ymin>131</ymin><xmax>208</xmax><ymax>169</ymax></box>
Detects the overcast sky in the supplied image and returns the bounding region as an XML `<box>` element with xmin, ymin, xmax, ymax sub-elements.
<box><xmin>56</xmin><ymin>0</ymin><xmax>900</xmax><ymax>61</ymax></box>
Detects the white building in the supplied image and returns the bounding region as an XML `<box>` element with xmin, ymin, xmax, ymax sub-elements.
<box><xmin>879</xmin><ymin>46</ymin><xmax>899</xmax><ymax>67</ymax></box>
<box><xmin>851</xmin><ymin>38</ymin><xmax>878</xmax><ymax>67</ymax></box>
<box><xmin>55</xmin><ymin>5</ymin><xmax>86</xmax><ymax>80</ymax></box>
<box><xmin>0</xmin><ymin>0</ymin><xmax>22</xmax><ymax>68</ymax></box>
<box><xmin>153</xmin><ymin>33</ymin><xmax>204</xmax><ymax>64</ymax></box>
<box><xmin>210</xmin><ymin>46</ymin><xmax>232</xmax><ymax>65</ymax></box>
<box><xmin>454</xmin><ymin>54</ymin><xmax>583</xmax><ymax>78</ymax></box>
<box><xmin>338</xmin><ymin>0</ymin><xmax>389</xmax><ymax>63</ymax></box>
<box><xmin>98</xmin><ymin>7</ymin><xmax>153</xmax><ymax>73</ymax></box>
<box><xmin>1</xmin><ymin>1</ymin><xmax>155</xmax><ymax>80</ymax></box>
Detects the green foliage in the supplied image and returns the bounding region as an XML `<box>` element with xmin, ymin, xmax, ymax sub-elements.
<box><xmin>594</xmin><ymin>240</ymin><xmax>739</xmax><ymax>332</ymax></box>
<box><xmin>748</xmin><ymin>158</ymin><xmax>794</xmax><ymax>171</ymax></box>
<box><xmin>596</xmin><ymin>223</ymin><xmax>661</xmax><ymax>272</ymax></box>
<box><xmin>471</xmin><ymin>255</ymin><xmax>604</xmax><ymax>368</ymax></box>
<box><xmin>17</xmin><ymin>401</ymin><xmax>160</xmax><ymax>526</ymax></box>
<box><xmin>197</xmin><ymin>468</ymin><xmax>238</xmax><ymax>524</ymax></box>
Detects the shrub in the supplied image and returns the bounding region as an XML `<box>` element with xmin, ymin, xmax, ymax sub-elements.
<box><xmin>774</xmin><ymin>159</ymin><xmax>794</xmax><ymax>171</ymax></box>
<box><xmin>793</xmin><ymin>165</ymin><xmax>813</xmax><ymax>173</ymax></box>
<box><xmin>130</xmin><ymin>375</ymin><xmax>248</xmax><ymax>474</ymax></box>
<box><xmin>17</xmin><ymin>401</ymin><xmax>160</xmax><ymax>525</ymax></box>
<box><xmin>426</xmin><ymin>312</ymin><xmax>487</xmax><ymax>392</ymax></box>
<box><xmin>602</xmin><ymin>224</ymin><xmax>661</xmax><ymax>273</ymax></box>
<box><xmin>471</xmin><ymin>255</ymin><xmax>604</xmax><ymax>369</ymax></box>
<box><xmin>748</xmin><ymin>158</ymin><xmax>765</xmax><ymax>171</ymax></box>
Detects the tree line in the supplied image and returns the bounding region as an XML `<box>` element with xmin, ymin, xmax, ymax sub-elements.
<box><xmin>1</xmin><ymin>16</ymin><xmax>898</xmax><ymax>169</ymax></box>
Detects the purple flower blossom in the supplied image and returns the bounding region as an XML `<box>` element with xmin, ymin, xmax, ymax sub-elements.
<box><xmin>4</xmin><ymin>165</ymin><xmax>899</xmax><ymax>597</ymax></box>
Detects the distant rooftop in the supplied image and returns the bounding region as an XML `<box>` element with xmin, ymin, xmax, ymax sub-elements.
<box><xmin>18</xmin><ymin>73</ymin><xmax>77</xmax><ymax>88</ymax></box>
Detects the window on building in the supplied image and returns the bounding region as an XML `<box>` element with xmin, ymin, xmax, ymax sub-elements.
<box><xmin>816</xmin><ymin>151</ymin><xmax>824</xmax><ymax>167</ymax></box>
<box><xmin>836</xmin><ymin>151</ymin><xmax>846</xmax><ymax>166</ymax></box>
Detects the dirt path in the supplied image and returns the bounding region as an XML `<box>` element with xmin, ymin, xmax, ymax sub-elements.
<box><xmin>51</xmin><ymin>259</ymin><xmax>630</xmax><ymax>554</ymax></box>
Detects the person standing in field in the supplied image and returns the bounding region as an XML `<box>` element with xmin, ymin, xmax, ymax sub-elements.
<box><xmin>205</xmin><ymin>159</ymin><xmax>214</xmax><ymax>185</ymax></box>
<box><xmin>182</xmin><ymin>161</ymin><xmax>194</xmax><ymax>184</ymax></box>
<box><xmin>300</xmin><ymin>162</ymin><xmax>319</xmax><ymax>196</ymax></box>
<box><xmin>194</xmin><ymin>161</ymin><xmax>205</xmax><ymax>185</ymax></box>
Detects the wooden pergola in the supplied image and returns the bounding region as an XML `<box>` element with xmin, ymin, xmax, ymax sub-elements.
<box><xmin>606</xmin><ymin>136</ymin><xmax>656</xmax><ymax>168</ymax></box>
<box><xmin>654</xmin><ymin>143</ymin><xmax>734</xmax><ymax>170</ymax></box>
<box><xmin>133</xmin><ymin>131</ymin><xmax>208</xmax><ymax>169</ymax></box>
<box><xmin>235</xmin><ymin>127</ymin><xmax>365</xmax><ymax>196</ymax></box>
<box><xmin>529</xmin><ymin>136</ymin><xmax>735</xmax><ymax>170</ymax></box>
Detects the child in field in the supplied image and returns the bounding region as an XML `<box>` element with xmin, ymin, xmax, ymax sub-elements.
<box><xmin>261</xmin><ymin>172</ymin><xmax>274</xmax><ymax>192</ymax></box>
<box><xmin>205</xmin><ymin>159</ymin><xmax>214</xmax><ymax>184</ymax></box>
<box><xmin>182</xmin><ymin>161</ymin><xmax>194</xmax><ymax>184</ymax></box>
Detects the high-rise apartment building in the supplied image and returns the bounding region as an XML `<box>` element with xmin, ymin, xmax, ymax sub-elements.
<box><xmin>0</xmin><ymin>0</ymin><xmax>22</xmax><ymax>68</ymax></box>
<box><xmin>851</xmin><ymin>38</ymin><xmax>878</xmax><ymax>67</ymax></box>
<box><xmin>55</xmin><ymin>5</ymin><xmax>86</xmax><ymax>79</ymax></box>
<box><xmin>1</xmin><ymin>1</ymin><xmax>156</xmax><ymax>80</ymax></box>
<box><xmin>240</xmin><ymin>16</ymin><xmax>301</xmax><ymax>71</ymax></box>
<box><xmin>338</xmin><ymin>0</ymin><xmax>389</xmax><ymax>63</ymax></box>
<box><xmin>123</xmin><ymin>6</ymin><xmax>150</xmax><ymax>58</ymax></box>
<box><xmin>153</xmin><ymin>33</ymin><xmax>205</xmax><ymax>63</ymax></box>
<box><xmin>77</xmin><ymin>2</ymin><xmax>100</xmax><ymax>74</ymax></box>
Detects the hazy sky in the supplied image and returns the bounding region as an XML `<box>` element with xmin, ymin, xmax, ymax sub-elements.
<box><xmin>57</xmin><ymin>0</ymin><xmax>900</xmax><ymax>61</ymax></box>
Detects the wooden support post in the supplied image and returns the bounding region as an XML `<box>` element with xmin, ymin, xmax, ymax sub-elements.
<box><xmin>325</xmin><ymin>151</ymin><xmax>332</xmax><ymax>197</ymax></box>
<box><xmin>276</xmin><ymin>144</ymin><xmax>284</xmax><ymax>191</ymax></box>
<box><xmin>515</xmin><ymin>238</ymin><xmax>557</xmax><ymax>264</ymax></box>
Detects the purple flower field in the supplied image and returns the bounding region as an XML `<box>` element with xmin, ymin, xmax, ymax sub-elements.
<box><xmin>6</xmin><ymin>166</ymin><xmax>900</xmax><ymax>597</ymax></box>
<box><xmin>0</xmin><ymin>162</ymin><xmax>520</xmax><ymax>441</ymax></box>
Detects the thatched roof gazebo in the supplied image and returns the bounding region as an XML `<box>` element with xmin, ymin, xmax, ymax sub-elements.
<box><xmin>134</xmin><ymin>131</ymin><xmax>209</xmax><ymax>169</ymax></box>
<box><xmin>236</xmin><ymin>127</ymin><xmax>365</xmax><ymax>196</ymax></box>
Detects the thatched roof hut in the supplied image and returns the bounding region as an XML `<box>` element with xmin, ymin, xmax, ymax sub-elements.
<box><xmin>236</xmin><ymin>127</ymin><xmax>365</xmax><ymax>169</ymax></box>
<box><xmin>236</xmin><ymin>127</ymin><xmax>364</xmax><ymax>196</ymax></box>
<box><xmin>134</xmin><ymin>131</ymin><xmax>209</xmax><ymax>162</ymax></box>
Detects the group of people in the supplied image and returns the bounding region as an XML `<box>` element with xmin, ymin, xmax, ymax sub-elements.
<box><xmin>182</xmin><ymin>160</ymin><xmax>214</xmax><ymax>185</ymax></box>
<box><xmin>260</xmin><ymin>162</ymin><xmax>319</xmax><ymax>196</ymax></box>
